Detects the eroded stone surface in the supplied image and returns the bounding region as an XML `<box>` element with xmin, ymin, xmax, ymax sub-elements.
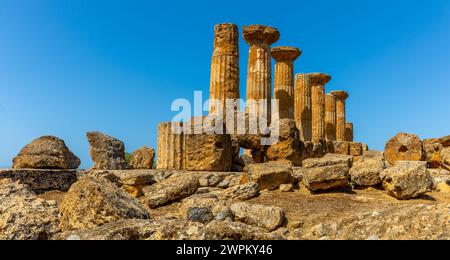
<box><xmin>87</xmin><ymin>131</ymin><xmax>128</xmax><ymax>170</ymax></box>
<box><xmin>129</xmin><ymin>146</ymin><xmax>155</xmax><ymax>170</ymax></box>
<box><xmin>230</xmin><ymin>202</ymin><xmax>286</xmax><ymax>231</ymax></box>
<box><xmin>384</xmin><ymin>133</ymin><xmax>424</xmax><ymax>165</ymax></box>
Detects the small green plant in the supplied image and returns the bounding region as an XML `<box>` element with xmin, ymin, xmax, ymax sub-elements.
<box><xmin>125</xmin><ymin>152</ymin><xmax>131</xmax><ymax>164</ymax></box>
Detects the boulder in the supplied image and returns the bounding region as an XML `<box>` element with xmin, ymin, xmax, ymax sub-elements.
<box><xmin>184</xmin><ymin>119</ymin><xmax>232</xmax><ymax>171</ymax></box>
<box><xmin>59</xmin><ymin>177</ymin><xmax>149</xmax><ymax>231</ymax></box>
<box><xmin>201</xmin><ymin>220</ymin><xmax>284</xmax><ymax>240</ymax></box>
<box><xmin>212</xmin><ymin>203</ymin><xmax>234</xmax><ymax>221</ymax></box>
<box><xmin>230</xmin><ymin>202</ymin><xmax>286</xmax><ymax>231</ymax></box>
<box><xmin>142</xmin><ymin>175</ymin><xmax>199</xmax><ymax>208</ymax></box>
<box><xmin>303</xmin><ymin>153</ymin><xmax>353</xmax><ymax>168</ymax></box>
<box><xmin>0</xmin><ymin>169</ymin><xmax>77</xmax><ymax>193</ymax></box>
<box><xmin>0</xmin><ymin>179</ymin><xmax>60</xmax><ymax>240</ymax></box>
<box><xmin>384</xmin><ymin>132</ymin><xmax>424</xmax><ymax>165</ymax></box>
<box><xmin>265</xmin><ymin>119</ymin><xmax>303</xmax><ymax>166</ymax></box>
<box><xmin>303</xmin><ymin>164</ymin><xmax>350</xmax><ymax>192</ymax></box>
<box><xmin>350</xmin><ymin>151</ymin><xmax>386</xmax><ymax>188</ymax></box>
<box><xmin>58</xmin><ymin>218</ymin><xmax>204</xmax><ymax>240</ymax></box>
<box><xmin>423</xmin><ymin>139</ymin><xmax>443</xmax><ymax>168</ymax></box>
<box><xmin>332</xmin><ymin>141</ymin><xmax>350</xmax><ymax>155</ymax></box>
<box><xmin>128</xmin><ymin>146</ymin><xmax>155</xmax><ymax>169</ymax></box>
<box><xmin>304</xmin><ymin>140</ymin><xmax>327</xmax><ymax>159</ymax></box>
<box><xmin>12</xmin><ymin>136</ymin><xmax>80</xmax><ymax>169</ymax></box>
<box><xmin>380</xmin><ymin>161</ymin><xmax>433</xmax><ymax>200</ymax></box>
<box><xmin>87</xmin><ymin>131</ymin><xmax>129</xmax><ymax>170</ymax></box>
<box><xmin>245</xmin><ymin>161</ymin><xmax>294</xmax><ymax>191</ymax></box>
<box><xmin>279</xmin><ymin>184</ymin><xmax>294</xmax><ymax>192</ymax></box>
<box><xmin>349</xmin><ymin>142</ymin><xmax>363</xmax><ymax>156</ymax></box>
<box><xmin>179</xmin><ymin>194</ymin><xmax>219</xmax><ymax>223</ymax></box>
<box><xmin>218</xmin><ymin>182</ymin><xmax>259</xmax><ymax>201</ymax></box>
<box><xmin>440</xmin><ymin>147</ymin><xmax>450</xmax><ymax>171</ymax></box>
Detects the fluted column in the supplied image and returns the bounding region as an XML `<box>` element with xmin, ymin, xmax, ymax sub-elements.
<box><xmin>243</xmin><ymin>25</ymin><xmax>280</xmax><ymax>121</ymax></box>
<box><xmin>345</xmin><ymin>122</ymin><xmax>354</xmax><ymax>142</ymax></box>
<box><xmin>157</xmin><ymin>122</ymin><xmax>185</xmax><ymax>170</ymax></box>
<box><xmin>310</xmin><ymin>73</ymin><xmax>331</xmax><ymax>143</ymax></box>
<box><xmin>330</xmin><ymin>90</ymin><xmax>349</xmax><ymax>141</ymax></box>
<box><xmin>209</xmin><ymin>23</ymin><xmax>240</xmax><ymax>115</ymax></box>
<box><xmin>271</xmin><ymin>46</ymin><xmax>302</xmax><ymax>119</ymax></box>
<box><xmin>294</xmin><ymin>73</ymin><xmax>312</xmax><ymax>141</ymax></box>
<box><xmin>325</xmin><ymin>94</ymin><xmax>337</xmax><ymax>141</ymax></box>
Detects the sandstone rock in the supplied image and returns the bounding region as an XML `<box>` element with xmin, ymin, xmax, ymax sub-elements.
<box><xmin>266</xmin><ymin>119</ymin><xmax>303</xmax><ymax>166</ymax></box>
<box><xmin>303</xmin><ymin>139</ymin><xmax>328</xmax><ymax>159</ymax></box>
<box><xmin>142</xmin><ymin>175</ymin><xmax>199</xmax><ymax>208</ymax></box>
<box><xmin>332</xmin><ymin>141</ymin><xmax>350</xmax><ymax>155</ymax></box>
<box><xmin>362</xmin><ymin>144</ymin><xmax>369</xmax><ymax>151</ymax></box>
<box><xmin>302</xmin><ymin>204</ymin><xmax>450</xmax><ymax>240</ymax></box>
<box><xmin>230</xmin><ymin>202</ymin><xmax>286</xmax><ymax>231</ymax></box>
<box><xmin>86</xmin><ymin>169</ymin><xmax>174</xmax><ymax>186</ymax></box>
<box><xmin>60</xmin><ymin>177</ymin><xmax>149</xmax><ymax>231</ymax></box>
<box><xmin>202</xmin><ymin>220</ymin><xmax>284</xmax><ymax>240</ymax></box>
<box><xmin>128</xmin><ymin>146</ymin><xmax>155</xmax><ymax>169</ymax></box>
<box><xmin>279</xmin><ymin>184</ymin><xmax>294</xmax><ymax>192</ymax></box>
<box><xmin>350</xmin><ymin>151</ymin><xmax>386</xmax><ymax>188</ymax></box>
<box><xmin>219</xmin><ymin>182</ymin><xmax>259</xmax><ymax>201</ymax></box>
<box><xmin>184</xmin><ymin>119</ymin><xmax>232</xmax><ymax>171</ymax></box>
<box><xmin>303</xmin><ymin>153</ymin><xmax>353</xmax><ymax>168</ymax></box>
<box><xmin>217</xmin><ymin>174</ymin><xmax>243</xmax><ymax>188</ymax></box>
<box><xmin>440</xmin><ymin>147</ymin><xmax>450</xmax><ymax>171</ymax></box>
<box><xmin>380</xmin><ymin>161</ymin><xmax>433</xmax><ymax>200</ymax></box>
<box><xmin>12</xmin><ymin>136</ymin><xmax>80</xmax><ymax>169</ymax></box>
<box><xmin>212</xmin><ymin>203</ymin><xmax>234</xmax><ymax>221</ymax></box>
<box><xmin>436</xmin><ymin>135</ymin><xmax>450</xmax><ymax>147</ymax></box>
<box><xmin>245</xmin><ymin>161</ymin><xmax>294</xmax><ymax>191</ymax></box>
<box><xmin>0</xmin><ymin>169</ymin><xmax>77</xmax><ymax>193</ymax></box>
<box><xmin>303</xmin><ymin>164</ymin><xmax>350</xmax><ymax>192</ymax></box>
<box><xmin>0</xmin><ymin>179</ymin><xmax>60</xmax><ymax>240</ymax></box>
<box><xmin>349</xmin><ymin>142</ymin><xmax>363</xmax><ymax>156</ymax></box>
<box><xmin>384</xmin><ymin>133</ymin><xmax>424</xmax><ymax>165</ymax></box>
<box><xmin>197</xmin><ymin>172</ymin><xmax>233</xmax><ymax>187</ymax></box>
<box><xmin>58</xmin><ymin>218</ymin><xmax>204</xmax><ymax>240</ymax></box>
<box><xmin>179</xmin><ymin>194</ymin><xmax>219</xmax><ymax>223</ymax></box>
<box><xmin>87</xmin><ymin>131</ymin><xmax>129</xmax><ymax>170</ymax></box>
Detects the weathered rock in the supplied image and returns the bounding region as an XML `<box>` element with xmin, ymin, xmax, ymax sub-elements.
<box><xmin>12</xmin><ymin>136</ymin><xmax>80</xmax><ymax>169</ymax></box>
<box><xmin>87</xmin><ymin>131</ymin><xmax>129</xmax><ymax>170</ymax></box>
<box><xmin>0</xmin><ymin>169</ymin><xmax>77</xmax><ymax>193</ymax></box>
<box><xmin>440</xmin><ymin>147</ymin><xmax>450</xmax><ymax>171</ymax></box>
<box><xmin>349</xmin><ymin>142</ymin><xmax>363</xmax><ymax>156</ymax></box>
<box><xmin>202</xmin><ymin>220</ymin><xmax>284</xmax><ymax>240</ymax></box>
<box><xmin>266</xmin><ymin>119</ymin><xmax>303</xmax><ymax>166</ymax></box>
<box><xmin>142</xmin><ymin>175</ymin><xmax>199</xmax><ymax>208</ymax></box>
<box><xmin>423</xmin><ymin>139</ymin><xmax>443</xmax><ymax>168</ymax></box>
<box><xmin>179</xmin><ymin>194</ymin><xmax>219</xmax><ymax>223</ymax></box>
<box><xmin>350</xmin><ymin>151</ymin><xmax>386</xmax><ymax>188</ymax></box>
<box><xmin>128</xmin><ymin>146</ymin><xmax>155</xmax><ymax>169</ymax></box>
<box><xmin>217</xmin><ymin>174</ymin><xmax>243</xmax><ymax>188</ymax></box>
<box><xmin>279</xmin><ymin>184</ymin><xmax>294</xmax><ymax>192</ymax></box>
<box><xmin>219</xmin><ymin>182</ymin><xmax>259</xmax><ymax>201</ymax></box>
<box><xmin>230</xmin><ymin>202</ymin><xmax>286</xmax><ymax>231</ymax></box>
<box><xmin>60</xmin><ymin>177</ymin><xmax>149</xmax><ymax>231</ymax></box>
<box><xmin>0</xmin><ymin>179</ymin><xmax>60</xmax><ymax>240</ymax></box>
<box><xmin>362</xmin><ymin>144</ymin><xmax>369</xmax><ymax>151</ymax></box>
<box><xmin>303</xmin><ymin>153</ymin><xmax>353</xmax><ymax>168</ymax></box>
<box><xmin>58</xmin><ymin>218</ymin><xmax>205</xmax><ymax>240</ymax></box>
<box><xmin>332</xmin><ymin>141</ymin><xmax>350</xmax><ymax>155</ymax></box>
<box><xmin>380</xmin><ymin>161</ymin><xmax>433</xmax><ymax>200</ymax></box>
<box><xmin>303</xmin><ymin>164</ymin><xmax>350</xmax><ymax>192</ymax></box>
<box><xmin>245</xmin><ymin>161</ymin><xmax>294</xmax><ymax>191</ymax></box>
<box><xmin>212</xmin><ymin>203</ymin><xmax>234</xmax><ymax>221</ymax></box>
<box><xmin>197</xmin><ymin>172</ymin><xmax>233</xmax><ymax>187</ymax></box>
<box><xmin>384</xmin><ymin>133</ymin><xmax>424</xmax><ymax>165</ymax></box>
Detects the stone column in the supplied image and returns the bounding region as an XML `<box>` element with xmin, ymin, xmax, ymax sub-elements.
<box><xmin>271</xmin><ymin>46</ymin><xmax>302</xmax><ymax>120</ymax></box>
<box><xmin>156</xmin><ymin>122</ymin><xmax>185</xmax><ymax>170</ymax></box>
<box><xmin>294</xmin><ymin>73</ymin><xmax>312</xmax><ymax>141</ymax></box>
<box><xmin>330</xmin><ymin>90</ymin><xmax>349</xmax><ymax>141</ymax></box>
<box><xmin>345</xmin><ymin>122</ymin><xmax>354</xmax><ymax>142</ymax></box>
<box><xmin>243</xmin><ymin>25</ymin><xmax>280</xmax><ymax>121</ymax></box>
<box><xmin>325</xmin><ymin>93</ymin><xmax>337</xmax><ymax>141</ymax></box>
<box><xmin>209</xmin><ymin>23</ymin><xmax>240</xmax><ymax>115</ymax></box>
<box><xmin>310</xmin><ymin>73</ymin><xmax>331</xmax><ymax>143</ymax></box>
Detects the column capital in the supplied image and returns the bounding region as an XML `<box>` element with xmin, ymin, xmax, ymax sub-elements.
<box><xmin>271</xmin><ymin>46</ymin><xmax>302</xmax><ymax>62</ymax></box>
<box><xmin>330</xmin><ymin>90</ymin><xmax>349</xmax><ymax>100</ymax></box>
<box><xmin>243</xmin><ymin>25</ymin><xmax>280</xmax><ymax>46</ymax></box>
<box><xmin>309</xmin><ymin>73</ymin><xmax>331</xmax><ymax>85</ymax></box>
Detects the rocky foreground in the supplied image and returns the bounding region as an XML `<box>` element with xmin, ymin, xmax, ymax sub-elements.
<box><xmin>1</xmin><ymin>156</ymin><xmax>449</xmax><ymax>240</ymax></box>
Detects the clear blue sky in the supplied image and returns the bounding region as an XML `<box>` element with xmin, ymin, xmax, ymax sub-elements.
<box><xmin>1</xmin><ymin>0</ymin><xmax>450</xmax><ymax>168</ymax></box>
